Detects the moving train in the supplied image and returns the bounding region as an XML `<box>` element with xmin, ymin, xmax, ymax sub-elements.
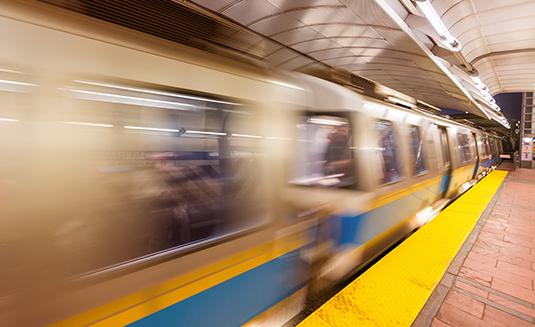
<box><xmin>0</xmin><ymin>2</ymin><xmax>502</xmax><ymax>326</ymax></box>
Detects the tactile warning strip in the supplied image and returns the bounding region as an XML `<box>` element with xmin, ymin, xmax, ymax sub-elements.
<box><xmin>298</xmin><ymin>170</ymin><xmax>508</xmax><ymax>327</ymax></box>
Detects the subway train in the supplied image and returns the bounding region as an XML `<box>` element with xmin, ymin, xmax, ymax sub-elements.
<box><xmin>0</xmin><ymin>3</ymin><xmax>502</xmax><ymax>326</ymax></box>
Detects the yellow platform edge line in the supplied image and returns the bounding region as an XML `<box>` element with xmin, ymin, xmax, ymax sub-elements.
<box><xmin>298</xmin><ymin>170</ymin><xmax>508</xmax><ymax>327</ymax></box>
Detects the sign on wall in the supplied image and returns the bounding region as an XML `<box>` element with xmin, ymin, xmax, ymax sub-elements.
<box><xmin>521</xmin><ymin>137</ymin><xmax>533</xmax><ymax>161</ymax></box>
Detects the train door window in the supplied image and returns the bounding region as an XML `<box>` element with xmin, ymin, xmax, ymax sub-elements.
<box><xmin>484</xmin><ymin>137</ymin><xmax>492</xmax><ymax>156</ymax></box>
<box><xmin>457</xmin><ymin>132</ymin><xmax>472</xmax><ymax>163</ymax></box>
<box><xmin>291</xmin><ymin>114</ymin><xmax>355</xmax><ymax>188</ymax></box>
<box><xmin>477</xmin><ymin>135</ymin><xmax>487</xmax><ymax>157</ymax></box>
<box><xmin>493</xmin><ymin>139</ymin><xmax>499</xmax><ymax>155</ymax></box>
<box><xmin>409</xmin><ymin>125</ymin><xmax>426</xmax><ymax>175</ymax></box>
<box><xmin>438</xmin><ymin>126</ymin><xmax>451</xmax><ymax>168</ymax></box>
<box><xmin>376</xmin><ymin>120</ymin><xmax>402</xmax><ymax>184</ymax></box>
<box><xmin>490</xmin><ymin>139</ymin><xmax>497</xmax><ymax>155</ymax></box>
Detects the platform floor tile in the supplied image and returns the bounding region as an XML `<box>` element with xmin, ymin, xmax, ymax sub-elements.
<box><xmin>432</xmin><ymin>169</ymin><xmax>535</xmax><ymax>326</ymax></box>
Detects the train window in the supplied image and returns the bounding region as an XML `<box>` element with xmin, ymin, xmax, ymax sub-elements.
<box><xmin>491</xmin><ymin>139</ymin><xmax>498</xmax><ymax>155</ymax></box>
<box><xmin>1</xmin><ymin>80</ymin><xmax>267</xmax><ymax>278</ymax></box>
<box><xmin>477</xmin><ymin>135</ymin><xmax>487</xmax><ymax>157</ymax></box>
<box><xmin>457</xmin><ymin>132</ymin><xmax>472</xmax><ymax>163</ymax></box>
<box><xmin>376</xmin><ymin>120</ymin><xmax>402</xmax><ymax>184</ymax></box>
<box><xmin>409</xmin><ymin>125</ymin><xmax>426</xmax><ymax>175</ymax></box>
<box><xmin>484</xmin><ymin>137</ymin><xmax>492</xmax><ymax>156</ymax></box>
<box><xmin>291</xmin><ymin>114</ymin><xmax>355</xmax><ymax>188</ymax></box>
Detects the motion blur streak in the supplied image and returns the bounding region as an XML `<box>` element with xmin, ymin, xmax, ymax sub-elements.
<box><xmin>0</xmin><ymin>2</ymin><xmax>503</xmax><ymax>326</ymax></box>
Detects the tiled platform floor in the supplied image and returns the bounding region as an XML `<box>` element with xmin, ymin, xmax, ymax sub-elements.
<box><xmin>430</xmin><ymin>169</ymin><xmax>535</xmax><ymax>326</ymax></box>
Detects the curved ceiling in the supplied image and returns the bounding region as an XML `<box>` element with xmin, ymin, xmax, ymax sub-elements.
<box><xmin>433</xmin><ymin>0</ymin><xmax>535</xmax><ymax>95</ymax></box>
<box><xmin>33</xmin><ymin>0</ymin><xmax>514</xmax><ymax>127</ymax></box>
<box><xmin>191</xmin><ymin>0</ymin><xmax>491</xmax><ymax>116</ymax></box>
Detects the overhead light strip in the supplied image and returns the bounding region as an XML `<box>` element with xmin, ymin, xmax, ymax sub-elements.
<box><xmin>374</xmin><ymin>0</ymin><xmax>485</xmax><ymax>118</ymax></box>
<box><xmin>63</xmin><ymin>121</ymin><xmax>113</xmax><ymax>128</ymax></box>
<box><xmin>414</xmin><ymin>0</ymin><xmax>462</xmax><ymax>52</ymax></box>
<box><xmin>124</xmin><ymin>125</ymin><xmax>180</xmax><ymax>133</ymax></box>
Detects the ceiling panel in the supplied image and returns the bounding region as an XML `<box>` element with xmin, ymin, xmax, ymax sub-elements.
<box><xmin>434</xmin><ymin>0</ymin><xmax>535</xmax><ymax>94</ymax></box>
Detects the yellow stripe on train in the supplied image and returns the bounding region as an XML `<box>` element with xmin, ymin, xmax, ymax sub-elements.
<box><xmin>51</xmin><ymin>233</ymin><xmax>309</xmax><ymax>327</ymax></box>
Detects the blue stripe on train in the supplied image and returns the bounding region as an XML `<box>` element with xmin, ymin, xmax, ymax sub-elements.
<box><xmin>440</xmin><ymin>174</ymin><xmax>450</xmax><ymax>195</ymax></box>
<box><xmin>129</xmin><ymin>178</ymin><xmax>443</xmax><ymax>326</ymax></box>
<box><xmin>129</xmin><ymin>250</ymin><xmax>308</xmax><ymax>327</ymax></box>
<box><xmin>480</xmin><ymin>158</ymin><xmax>494</xmax><ymax>168</ymax></box>
<box><xmin>332</xmin><ymin>181</ymin><xmax>441</xmax><ymax>246</ymax></box>
<box><xmin>473</xmin><ymin>161</ymin><xmax>479</xmax><ymax>179</ymax></box>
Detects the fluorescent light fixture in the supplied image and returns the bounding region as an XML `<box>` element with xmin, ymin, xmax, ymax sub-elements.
<box><xmin>470</xmin><ymin>77</ymin><xmax>490</xmax><ymax>94</ymax></box>
<box><xmin>124</xmin><ymin>125</ymin><xmax>180</xmax><ymax>133</ymax></box>
<box><xmin>386</xmin><ymin>96</ymin><xmax>416</xmax><ymax>108</ymax></box>
<box><xmin>231</xmin><ymin>133</ymin><xmax>262</xmax><ymax>138</ymax></box>
<box><xmin>63</xmin><ymin>88</ymin><xmax>198</xmax><ymax>111</ymax></box>
<box><xmin>481</xmin><ymin>91</ymin><xmax>493</xmax><ymax>101</ymax></box>
<box><xmin>308</xmin><ymin>117</ymin><xmax>347</xmax><ymax>126</ymax></box>
<box><xmin>186</xmin><ymin>130</ymin><xmax>227</xmax><ymax>136</ymax></box>
<box><xmin>470</xmin><ymin>76</ymin><xmax>486</xmax><ymax>89</ymax></box>
<box><xmin>63</xmin><ymin>121</ymin><xmax>113</xmax><ymax>128</ymax></box>
<box><xmin>0</xmin><ymin>117</ymin><xmax>18</xmax><ymax>122</ymax></box>
<box><xmin>415</xmin><ymin>0</ymin><xmax>462</xmax><ymax>52</ymax></box>
<box><xmin>74</xmin><ymin>80</ymin><xmax>240</xmax><ymax>106</ymax></box>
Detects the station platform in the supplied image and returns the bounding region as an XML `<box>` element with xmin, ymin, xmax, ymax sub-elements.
<box><xmin>298</xmin><ymin>169</ymin><xmax>535</xmax><ymax>326</ymax></box>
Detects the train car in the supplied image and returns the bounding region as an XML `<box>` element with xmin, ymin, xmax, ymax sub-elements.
<box><xmin>0</xmin><ymin>3</ymin><xmax>315</xmax><ymax>326</ymax></box>
<box><xmin>473</xmin><ymin>133</ymin><xmax>502</xmax><ymax>179</ymax></box>
<box><xmin>282</xmin><ymin>74</ymin><xmax>500</xmax><ymax>285</ymax></box>
<box><xmin>0</xmin><ymin>2</ymin><xmax>501</xmax><ymax>327</ymax></box>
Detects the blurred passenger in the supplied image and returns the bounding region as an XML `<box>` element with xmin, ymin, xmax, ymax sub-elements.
<box><xmin>324</xmin><ymin>124</ymin><xmax>352</xmax><ymax>179</ymax></box>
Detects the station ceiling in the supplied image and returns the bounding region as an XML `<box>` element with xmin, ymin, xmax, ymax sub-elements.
<box><xmin>188</xmin><ymin>0</ymin><xmax>524</xmax><ymax>126</ymax></box>
<box><xmin>433</xmin><ymin>0</ymin><xmax>535</xmax><ymax>95</ymax></box>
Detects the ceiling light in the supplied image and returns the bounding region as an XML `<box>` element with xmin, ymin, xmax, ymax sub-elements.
<box><xmin>470</xmin><ymin>76</ymin><xmax>486</xmax><ymax>90</ymax></box>
<box><xmin>186</xmin><ymin>130</ymin><xmax>227</xmax><ymax>136</ymax></box>
<box><xmin>63</xmin><ymin>121</ymin><xmax>113</xmax><ymax>128</ymax></box>
<box><xmin>309</xmin><ymin>117</ymin><xmax>347</xmax><ymax>126</ymax></box>
<box><xmin>415</xmin><ymin>0</ymin><xmax>462</xmax><ymax>52</ymax></box>
<box><xmin>124</xmin><ymin>125</ymin><xmax>180</xmax><ymax>133</ymax></box>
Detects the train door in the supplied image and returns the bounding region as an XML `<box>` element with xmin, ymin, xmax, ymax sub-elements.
<box><xmin>438</xmin><ymin>126</ymin><xmax>452</xmax><ymax>197</ymax></box>
<box><xmin>471</xmin><ymin>132</ymin><xmax>480</xmax><ymax>179</ymax></box>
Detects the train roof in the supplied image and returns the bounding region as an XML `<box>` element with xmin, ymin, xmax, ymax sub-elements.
<box><xmin>293</xmin><ymin>73</ymin><xmax>501</xmax><ymax>138</ymax></box>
